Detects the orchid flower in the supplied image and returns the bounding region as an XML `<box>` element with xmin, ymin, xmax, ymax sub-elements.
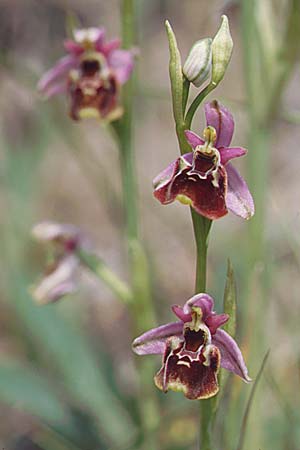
<box><xmin>132</xmin><ymin>293</ymin><xmax>250</xmax><ymax>400</ymax></box>
<box><xmin>154</xmin><ymin>100</ymin><xmax>254</xmax><ymax>220</ymax></box>
<box><xmin>38</xmin><ymin>27</ymin><xmax>134</xmax><ymax>121</ymax></box>
<box><xmin>31</xmin><ymin>221</ymin><xmax>87</xmax><ymax>304</ymax></box>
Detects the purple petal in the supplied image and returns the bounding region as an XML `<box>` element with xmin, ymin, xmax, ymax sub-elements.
<box><xmin>64</xmin><ymin>39</ymin><xmax>84</xmax><ymax>55</ymax></box>
<box><xmin>107</xmin><ymin>49</ymin><xmax>134</xmax><ymax>84</ymax></box>
<box><xmin>38</xmin><ymin>55</ymin><xmax>78</xmax><ymax>98</ymax></box>
<box><xmin>183</xmin><ymin>293</ymin><xmax>214</xmax><ymax>319</ymax></box>
<box><xmin>132</xmin><ymin>322</ymin><xmax>183</xmax><ymax>355</ymax></box>
<box><xmin>100</xmin><ymin>38</ymin><xmax>121</xmax><ymax>57</ymax></box>
<box><xmin>205</xmin><ymin>314</ymin><xmax>229</xmax><ymax>335</ymax></box>
<box><xmin>212</xmin><ymin>329</ymin><xmax>251</xmax><ymax>382</ymax></box>
<box><xmin>205</xmin><ymin>100</ymin><xmax>234</xmax><ymax>148</ymax></box>
<box><xmin>172</xmin><ymin>305</ymin><xmax>191</xmax><ymax>322</ymax></box>
<box><xmin>225</xmin><ymin>163</ymin><xmax>255</xmax><ymax>220</ymax></box>
<box><xmin>219</xmin><ymin>146</ymin><xmax>247</xmax><ymax>165</ymax></box>
<box><xmin>184</xmin><ymin>130</ymin><xmax>205</xmax><ymax>149</ymax></box>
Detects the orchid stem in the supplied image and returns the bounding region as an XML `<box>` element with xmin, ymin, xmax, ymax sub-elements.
<box><xmin>191</xmin><ymin>211</ymin><xmax>214</xmax><ymax>450</ymax></box>
<box><xmin>192</xmin><ymin>211</ymin><xmax>212</xmax><ymax>292</ymax></box>
<box><xmin>114</xmin><ymin>1</ymin><xmax>159</xmax><ymax>448</ymax></box>
<box><xmin>185</xmin><ymin>83</ymin><xmax>216</xmax><ymax>130</ymax></box>
<box><xmin>78</xmin><ymin>250</ymin><xmax>133</xmax><ymax>304</ymax></box>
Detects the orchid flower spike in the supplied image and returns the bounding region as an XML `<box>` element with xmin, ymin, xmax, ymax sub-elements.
<box><xmin>133</xmin><ymin>293</ymin><xmax>251</xmax><ymax>400</ymax></box>
<box><xmin>154</xmin><ymin>100</ymin><xmax>254</xmax><ymax>220</ymax></box>
<box><xmin>38</xmin><ymin>27</ymin><xmax>135</xmax><ymax>121</ymax></box>
<box><xmin>31</xmin><ymin>221</ymin><xmax>88</xmax><ymax>304</ymax></box>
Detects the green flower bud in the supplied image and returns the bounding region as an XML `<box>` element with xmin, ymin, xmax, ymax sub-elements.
<box><xmin>211</xmin><ymin>15</ymin><xmax>233</xmax><ymax>86</ymax></box>
<box><xmin>183</xmin><ymin>38</ymin><xmax>212</xmax><ymax>87</ymax></box>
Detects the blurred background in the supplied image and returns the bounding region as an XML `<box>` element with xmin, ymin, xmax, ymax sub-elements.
<box><xmin>0</xmin><ymin>0</ymin><xmax>299</xmax><ymax>449</ymax></box>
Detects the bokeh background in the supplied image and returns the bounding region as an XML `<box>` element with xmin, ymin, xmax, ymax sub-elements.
<box><xmin>0</xmin><ymin>0</ymin><xmax>300</xmax><ymax>449</ymax></box>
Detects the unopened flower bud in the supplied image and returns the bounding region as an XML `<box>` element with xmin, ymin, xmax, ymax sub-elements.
<box><xmin>211</xmin><ymin>15</ymin><xmax>233</xmax><ymax>86</ymax></box>
<box><xmin>183</xmin><ymin>38</ymin><xmax>212</xmax><ymax>87</ymax></box>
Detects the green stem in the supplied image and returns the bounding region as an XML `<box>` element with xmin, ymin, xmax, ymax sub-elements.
<box><xmin>245</xmin><ymin>125</ymin><xmax>270</xmax><ymax>268</ymax></box>
<box><xmin>191</xmin><ymin>211</ymin><xmax>214</xmax><ymax>450</ymax></box>
<box><xmin>117</xmin><ymin>1</ymin><xmax>159</xmax><ymax>448</ymax></box>
<box><xmin>194</xmin><ymin>214</ymin><xmax>214</xmax><ymax>450</ymax></box>
<box><xmin>191</xmin><ymin>211</ymin><xmax>212</xmax><ymax>292</ymax></box>
<box><xmin>78</xmin><ymin>250</ymin><xmax>133</xmax><ymax>304</ymax></box>
<box><xmin>185</xmin><ymin>83</ymin><xmax>216</xmax><ymax>129</ymax></box>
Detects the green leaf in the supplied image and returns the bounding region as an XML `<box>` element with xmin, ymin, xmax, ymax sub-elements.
<box><xmin>0</xmin><ymin>361</ymin><xmax>67</xmax><ymax>424</ymax></box>
<box><xmin>8</xmin><ymin>275</ymin><xmax>136</xmax><ymax>447</ymax></box>
<box><xmin>223</xmin><ymin>259</ymin><xmax>237</xmax><ymax>337</ymax></box>
<box><xmin>236</xmin><ymin>351</ymin><xmax>270</xmax><ymax>450</ymax></box>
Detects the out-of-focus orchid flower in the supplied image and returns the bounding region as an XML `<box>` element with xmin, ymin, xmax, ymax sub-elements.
<box><xmin>38</xmin><ymin>27</ymin><xmax>135</xmax><ymax>121</ymax></box>
<box><xmin>31</xmin><ymin>221</ymin><xmax>87</xmax><ymax>304</ymax></box>
<box><xmin>132</xmin><ymin>293</ymin><xmax>250</xmax><ymax>400</ymax></box>
<box><xmin>154</xmin><ymin>100</ymin><xmax>254</xmax><ymax>220</ymax></box>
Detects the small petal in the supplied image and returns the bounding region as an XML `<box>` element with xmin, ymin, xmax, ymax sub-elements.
<box><xmin>38</xmin><ymin>55</ymin><xmax>78</xmax><ymax>97</ymax></box>
<box><xmin>100</xmin><ymin>38</ymin><xmax>121</xmax><ymax>56</ymax></box>
<box><xmin>205</xmin><ymin>100</ymin><xmax>234</xmax><ymax>148</ymax></box>
<box><xmin>212</xmin><ymin>329</ymin><xmax>251</xmax><ymax>382</ymax></box>
<box><xmin>184</xmin><ymin>130</ymin><xmax>205</xmax><ymax>149</ymax></box>
<box><xmin>225</xmin><ymin>163</ymin><xmax>255</xmax><ymax>219</ymax></box>
<box><xmin>132</xmin><ymin>322</ymin><xmax>183</xmax><ymax>355</ymax></box>
<box><xmin>172</xmin><ymin>305</ymin><xmax>191</xmax><ymax>322</ymax></box>
<box><xmin>219</xmin><ymin>146</ymin><xmax>247</xmax><ymax>165</ymax></box>
<box><xmin>205</xmin><ymin>313</ymin><xmax>229</xmax><ymax>335</ymax></box>
<box><xmin>107</xmin><ymin>49</ymin><xmax>134</xmax><ymax>84</ymax></box>
<box><xmin>64</xmin><ymin>39</ymin><xmax>84</xmax><ymax>55</ymax></box>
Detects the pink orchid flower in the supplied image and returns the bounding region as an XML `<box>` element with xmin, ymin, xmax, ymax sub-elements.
<box><xmin>31</xmin><ymin>221</ymin><xmax>87</xmax><ymax>304</ymax></box>
<box><xmin>38</xmin><ymin>27</ymin><xmax>134</xmax><ymax>121</ymax></box>
<box><xmin>154</xmin><ymin>100</ymin><xmax>254</xmax><ymax>220</ymax></box>
<box><xmin>133</xmin><ymin>293</ymin><xmax>250</xmax><ymax>400</ymax></box>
